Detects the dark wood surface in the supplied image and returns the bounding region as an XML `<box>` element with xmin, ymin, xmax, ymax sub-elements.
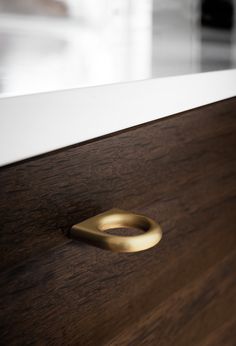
<box><xmin>0</xmin><ymin>97</ymin><xmax>236</xmax><ymax>345</ymax></box>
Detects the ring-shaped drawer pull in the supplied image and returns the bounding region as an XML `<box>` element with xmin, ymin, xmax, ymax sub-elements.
<box><xmin>70</xmin><ymin>208</ymin><xmax>162</xmax><ymax>253</ymax></box>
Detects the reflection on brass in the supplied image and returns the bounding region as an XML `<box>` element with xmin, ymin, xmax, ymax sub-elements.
<box><xmin>70</xmin><ymin>208</ymin><xmax>162</xmax><ymax>253</ymax></box>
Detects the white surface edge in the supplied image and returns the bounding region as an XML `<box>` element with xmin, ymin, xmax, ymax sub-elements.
<box><xmin>0</xmin><ymin>69</ymin><xmax>236</xmax><ymax>167</ymax></box>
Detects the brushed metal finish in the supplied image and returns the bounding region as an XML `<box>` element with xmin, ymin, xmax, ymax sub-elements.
<box><xmin>70</xmin><ymin>209</ymin><xmax>162</xmax><ymax>253</ymax></box>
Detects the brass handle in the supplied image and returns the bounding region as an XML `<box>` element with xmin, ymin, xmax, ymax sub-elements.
<box><xmin>70</xmin><ymin>208</ymin><xmax>162</xmax><ymax>253</ymax></box>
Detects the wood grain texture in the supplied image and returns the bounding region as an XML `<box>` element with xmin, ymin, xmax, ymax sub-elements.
<box><xmin>0</xmin><ymin>97</ymin><xmax>236</xmax><ymax>345</ymax></box>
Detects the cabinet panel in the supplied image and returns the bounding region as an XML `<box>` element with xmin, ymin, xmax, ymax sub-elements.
<box><xmin>0</xmin><ymin>97</ymin><xmax>236</xmax><ymax>345</ymax></box>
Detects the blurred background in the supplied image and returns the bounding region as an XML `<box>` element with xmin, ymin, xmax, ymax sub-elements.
<box><xmin>0</xmin><ymin>0</ymin><xmax>235</xmax><ymax>96</ymax></box>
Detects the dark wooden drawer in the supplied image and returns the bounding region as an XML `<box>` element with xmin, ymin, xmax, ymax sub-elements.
<box><xmin>0</xmin><ymin>98</ymin><xmax>236</xmax><ymax>345</ymax></box>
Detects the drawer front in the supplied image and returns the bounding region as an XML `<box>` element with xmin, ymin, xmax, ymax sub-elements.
<box><xmin>0</xmin><ymin>98</ymin><xmax>236</xmax><ymax>345</ymax></box>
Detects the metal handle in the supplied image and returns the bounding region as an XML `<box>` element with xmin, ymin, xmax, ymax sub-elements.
<box><xmin>70</xmin><ymin>208</ymin><xmax>162</xmax><ymax>253</ymax></box>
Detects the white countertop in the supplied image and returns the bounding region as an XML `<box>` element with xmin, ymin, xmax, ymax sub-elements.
<box><xmin>0</xmin><ymin>69</ymin><xmax>236</xmax><ymax>167</ymax></box>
